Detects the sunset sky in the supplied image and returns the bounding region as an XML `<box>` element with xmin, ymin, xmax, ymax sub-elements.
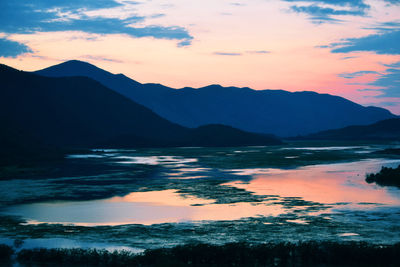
<box><xmin>0</xmin><ymin>0</ymin><xmax>399</xmax><ymax>113</ymax></box>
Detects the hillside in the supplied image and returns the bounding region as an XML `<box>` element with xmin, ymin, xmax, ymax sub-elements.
<box><xmin>0</xmin><ymin>64</ymin><xmax>280</xmax><ymax>164</ymax></box>
<box><xmin>36</xmin><ymin>60</ymin><xmax>397</xmax><ymax>137</ymax></box>
<box><xmin>296</xmin><ymin>119</ymin><xmax>400</xmax><ymax>140</ymax></box>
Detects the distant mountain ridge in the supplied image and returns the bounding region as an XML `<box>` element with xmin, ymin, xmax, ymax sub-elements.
<box><xmin>295</xmin><ymin>118</ymin><xmax>400</xmax><ymax>141</ymax></box>
<box><xmin>35</xmin><ymin>60</ymin><xmax>397</xmax><ymax>137</ymax></box>
<box><xmin>0</xmin><ymin>63</ymin><xmax>281</xmax><ymax>164</ymax></box>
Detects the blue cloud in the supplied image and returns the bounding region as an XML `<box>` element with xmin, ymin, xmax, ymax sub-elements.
<box><xmin>354</xmin><ymin>62</ymin><xmax>400</xmax><ymax>98</ymax></box>
<box><xmin>283</xmin><ymin>0</ymin><xmax>369</xmax><ymax>9</ymax></box>
<box><xmin>0</xmin><ymin>0</ymin><xmax>193</xmax><ymax>46</ymax></box>
<box><xmin>0</xmin><ymin>37</ymin><xmax>32</xmax><ymax>58</ymax></box>
<box><xmin>338</xmin><ymin>70</ymin><xmax>379</xmax><ymax>79</ymax></box>
<box><xmin>340</xmin><ymin>56</ymin><xmax>358</xmax><ymax>60</ymax></box>
<box><xmin>378</xmin><ymin>21</ymin><xmax>400</xmax><ymax>28</ymax></box>
<box><xmin>384</xmin><ymin>62</ymin><xmax>400</xmax><ymax>68</ymax></box>
<box><xmin>213</xmin><ymin>52</ymin><xmax>242</xmax><ymax>56</ymax></box>
<box><xmin>308</xmin><ymin>16</ymin><xmax>344</xmax><ymax>24</ymax></box>
<box><xmin>177</xmin><ymin>39</ymin><xmax>192</xmax><ymax>47</ymax></box>
<box><xmin>2</xmin><ymin>0</ymin><xmax>123</xmax><ymax>13</ymax></box>
<box><xmin>331</xmin><ymin>30</ymin><xmax>400</xmax><ymax>54</ymax></box>
<box><xmin>291</xmin><ymin>5</ymin><xmax>366</xmax><ymax>16</ymax></box>
<box><xmin>81</xmin><ymin>55</ymin><xmax>124</xmax><ymax>63</ymax></box>
<box><xmin>290</xmin><ymin>5</ymin><xmax>366</xmax><ymax>23</ymax></box>
<box><xmin>383</xmin><ymin>0</ymin><xmax>400</xmax><ymax>4</ymax></box>
<box><xmin>247</xmin><ymin>50</ymin><xmax>270</xmax><ymax>54</ymax></box>
<box><xmin>364</xmin><ymin>21</ymin><xmax>400</xmax><ymax>32</ymax></box>
<box><xmin>286</xmin><ymin>0</ymin><xmax>369</xmax><ymax>23</ymax></box>
<box><xmin>376</xmin><ymin>102</ymin><xmax>399</xmax><ymax>107</ymax></box>
<box><xmin>369</xmin><ymin>62</ymin><xmax>400</xmax><ymax>97</ymax></box>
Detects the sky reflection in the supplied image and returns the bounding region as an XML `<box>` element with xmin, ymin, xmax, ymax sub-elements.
<box><xmin>2</xmin><ymin>156</ymin><xmax>400</xmax><ymax>226</ymax></box>
<box><xmin>225</xmin><ymin>159</ymin><xmax>400</xmax><ymax>205</ymax></box>
<box><xmin>7</xmin><ymin>189</ymin><xmax>285</xmax><ymax>226</ymax></box>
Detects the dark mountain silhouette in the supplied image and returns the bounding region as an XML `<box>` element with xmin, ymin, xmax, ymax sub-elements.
<box><xmin>296</xmin><ymin>118</ymin><xmax>400</xmax><ymax>140</ymax></box>
<box><xmin>105</xmin><ymin>124</ymin><xmax>280</xmax><ymax>148</ymax></box>
<box><xmin>0</xmin><ymin>64</ymin><xmax>280</xmax><ymax>164</ymax></box>
<box><xmin>36</xmin><ymin>60</ymin><xmax>397</xmax><ymax>137</ymax></box>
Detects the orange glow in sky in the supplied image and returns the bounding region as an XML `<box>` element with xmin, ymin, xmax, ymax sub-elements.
<box><xmin>1</xmin><ymin>0</ymin><xmax>399</xmax><ymax>113</ymax></box>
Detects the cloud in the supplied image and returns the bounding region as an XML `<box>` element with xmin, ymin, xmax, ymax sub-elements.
<box><xmin>213</xmin><ymin>50</ymin><xmax>270</xmax><ymax>56</ymax></box>
<box><xmin>331</xmin><ymin>30</ymin><xmax>400</xmax><ymax>54</ymax></box>
<box><xmin>364</xmin><ymin>21</ymin><xmax>400</xmax><ymax>31</ymax></box>
<box><xmin>0</xmin><ymin>0</ymin><xmax>193</xmax><ymax>46</ymax></box>
<box><xmin>177</xmin><ymin>39</ymin><xmax>192</xmax><ymax>47</ymax></box>
<box><xmin>383</xmin><ymin>0</ymin><xmax>400</xmax><ymax>4</ymax></box>
<box><xmin>80</xmin><ymin>55</ymin><xmax>124</xmax><ymax>63</ymax></box>
<box><xmin>369</xmin><ymin>62</ymin><xmax>400</xmax><ymax>97</ymax></box>
<box><xmin>230</xmin><ymin>3</ymin><xmax>246</xmax><ymax>6</ymax></box>
<box><xmin>285</xmin><ymin>0</ymin><xmax>369</xmax><ymax>24</ymax></box>
<box><xmin>246</xmin><ymin>50</ymin><xmax>270</xmax><ymax>54</ymax></box>
<box><xmin>0</xmin><ymin>37</ymin><xmax>32</xmax><ymax>58</ymax></box>
<box><xmin>384</xmin><ymin>61</ymin><xmax>400</xmax><ymax>68</ymax></box>
<box><xmin>149</xmin><ymin>14</ymin><xmax>166</xmax><ymax>19</ymax></box>
<box><xmin>351</xmin><ymin>62</ymin><xmax>400</xmax><ymax>98</ymax></box>
<box><xmin>338</xmin><ymin>70</ymin><xmax>380</xmax><ymax>79</ymax></box>
<box><xmin>340</xmin><ymin>56</ymin><xmax>358</xmax><ymax>60</ymax></box>
<box><xmin>375</xmin><ymin>101</ymin><xmax>400</xmax><ymax>107</ymax></box>
<box><xmin>310</xmin><ymin>17</ymin><xmax>345</xmax><ymax>24</ymax></box>
<box><xmin>283</xmin><ymin>0</ymin><xmax>369</xmax><ymax>9</ymax></box>
<box><xmin>213</xmin><ymin>52</ymin><xmax>242</xmax><ymax>56</ymax></box>
<box><xmin>290</xmin><ymin>5</ymin><xmax>366</xmax><ymax>16</ymax></box>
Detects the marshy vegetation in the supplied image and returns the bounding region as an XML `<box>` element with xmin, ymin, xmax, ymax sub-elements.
<box><xmin>0</xmin><ymin>242</ymin><xmax>398</xmax><ymax>267</ymax></box>
<box><xmin>1</xmin><ymin>146</ymin><xmax>400</xmax><ymax>266</ymax></box>
<box><xmin>366</xmin><ymin>164</ymin><xmax>400</xmax><ymax>188</ymax></box>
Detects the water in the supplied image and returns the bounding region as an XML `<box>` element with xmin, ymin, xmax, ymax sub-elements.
<box><xmin>1</xmin><ymin>143</ymin><xmax>400</xmax><ymax>249</ymax></box>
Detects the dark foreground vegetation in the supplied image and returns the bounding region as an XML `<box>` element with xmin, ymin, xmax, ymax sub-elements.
<box><xmin>366</xmin><ymin>165</ymin><xmax>400</xmax><ymax>188</ymax></box>
<box><xmin>1</xmin><ymin>242</ymin><xmax>400</xmax><ymax>267</ymax></box>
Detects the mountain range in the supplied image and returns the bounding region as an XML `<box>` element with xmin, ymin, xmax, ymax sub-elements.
<box><xmin>36</xmin><ymin>60</ymin><xmax>397</xmax><ymax>137</ymax></box>
<box><xmin>0</xmin><ymin>64</ymin><xmax>280</xmax><ymax>164</ymax></box>
<box><xmin>297</xmin><ymin>118</ymin><xmax>400</xmax><ymax>141</ymax></box>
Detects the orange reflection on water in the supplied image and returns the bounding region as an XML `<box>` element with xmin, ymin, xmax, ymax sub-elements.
<box><xmin>5</xmin><ymin>159</ymin><xmax>400</xmax><ymax>226</ymax></box>
<box><xmin>8</xmin><ymin>189</ymin><xmax>286</xmax><ymax>226</ymax></box>
<box><xmin>225</xmin><ymin>160</ymin><xmax>400</xmax><ymax>205</ymax></box>
<box><xmin>103</xmin><ymin>189</ymin><xmax>285</xmax><ymax>225</ymax></box>
<box><xmin>107</xmin><ymin>189</ymin><xmax>214</xmax><ymax>206</ymax></box>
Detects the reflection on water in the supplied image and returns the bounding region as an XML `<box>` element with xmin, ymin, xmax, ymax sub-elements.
<box><xmin>1</xmin><ymin>144</ymin><xmax>400</xmax><ymax>249</ymax></box>
<box><xmin>338</xmin><ymin>233</ymin><xmax>359</xmax><ymax>237</ymax></box>
<box><xmin>7</xmin><ymin>190</ymin><xmax>285</xmax><ymax>226</ymax></box>
<box><xmin>3</xmin><ymin>149</ymin><xmax>400</xmax><ymax>227</ymax></box>
<box><xmin>225</xmin><ymin>159</ymin><xmax>400</xmax><ymax>206</ymax></box>
<box><xmin>115</xmin><ymin>156</ymin><xmax>198</xmax><ymax>166</ymax></box>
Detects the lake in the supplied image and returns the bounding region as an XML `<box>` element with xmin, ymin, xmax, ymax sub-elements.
<box><xmin>1</xmin><ymin>142</ymin><xmax>400</xmax><ymax>251</ymax></box>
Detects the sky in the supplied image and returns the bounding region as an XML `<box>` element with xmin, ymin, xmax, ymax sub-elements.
<box><xmin>0</xmin><ymin>0</ymin><xmax>399</xmax><ymax>114</ymax></box>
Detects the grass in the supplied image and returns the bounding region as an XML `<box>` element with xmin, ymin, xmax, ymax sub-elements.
<box><xmin>6</xmin><ymin>241</ymin><xmax>400</xmax><ymax>267</ymax></box>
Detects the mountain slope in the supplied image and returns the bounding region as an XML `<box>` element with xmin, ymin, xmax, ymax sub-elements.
<box><xmin>0</xmin><ymin>64</ymin><xmax>280</xmax><ymax>164</ymax></box>
<box><xmin>1</xmin><ymin>64</ymin><xmax>187</xmax><ymax>148</ymax></box>
<box><xmin>297</xmin><ymin>118</ymin><xmax>400</xmax><ymax>140</ymax></box>
<box><xmin>36</xmin><ymin>60</ymin><xmax>397</xmax><ymax>137</ymax></box>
